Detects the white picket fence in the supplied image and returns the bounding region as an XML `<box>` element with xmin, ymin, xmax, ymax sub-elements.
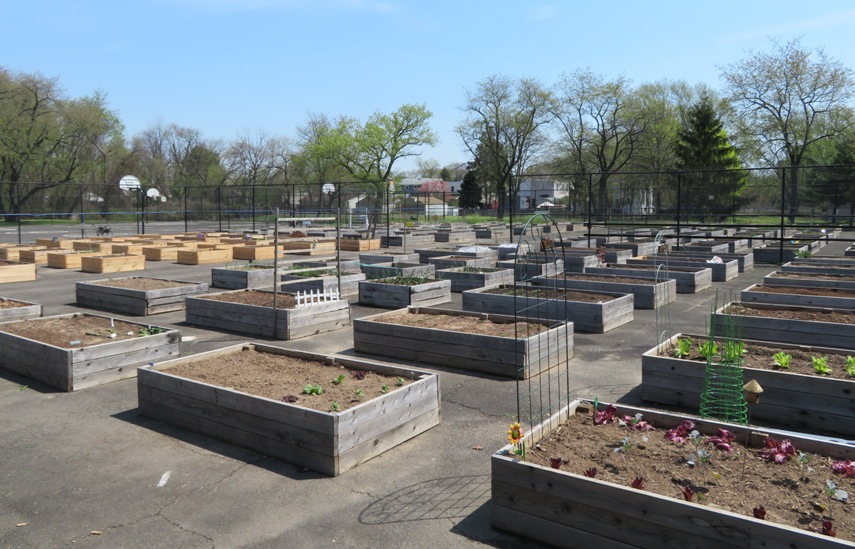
<box><xmin>295</xmin><ymin>289</ymin><xmax>340</xmax><ymax>308</ymax></box>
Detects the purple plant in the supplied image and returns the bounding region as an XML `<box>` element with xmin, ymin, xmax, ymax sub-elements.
<box><xmin>583</xmin><ymin>467</ymin><xmax>597</xmax><ymax>478</ymax></box>
<box><xmin>706</xmin><ymin>428</ymin><xmax>735</xmax><ymax>454</ymax></box>
<box><xmin>630</xmin><ymin>476</ymin><xmax>646</xmax><ymax>490</ymax></box>
<box><xmin>549</xmin><ymin>457</ymin><xmax>562</xmax><ymax>470</ymax></box>
<box><xmin>832</xmin><ymin>460</ymin><xmax>855</xmax><ymax>478</ymax></box>
<box><xmin>759</xmin><ymin>438</ymin><xmax>798</xmax><ymax>464</ymax></box>
<box><xmin>594</xmin><ymin>404</ymin><xmax>618</xmax><ymax>425</ymax></box>
<box><xmin>681</xmin><ymin>485</ymin><xmax>695</xmax><ymax>502</ymax></box>
<box><xmin>821</xmin><ymin>520</ymin><xmax>837</xmax><ymax>537</ymax></box>
<box><xmin>752</xmin><ymin>505</ymin><xmax>766</xmax><ymax>520</ymax></box>
<box><xmin>349</xmin><ymin>370</ymin><xmax>368</xmax><ymax>381</ymax></box>
<box><xmin>281</xmin><ymin>395</ymin><xmax>298</xmax><ymax>403</ymax></box>
<box><xmin>664</xmin><ymin>420</ymin><xmax>695</xmax><ymax>444</ymax></box>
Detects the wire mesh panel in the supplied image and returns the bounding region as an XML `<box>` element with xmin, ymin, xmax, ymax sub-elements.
<box><xmin>512</xmin><ymin>214</ymin><xmax>574</xmax><ymax>442</ymax></box>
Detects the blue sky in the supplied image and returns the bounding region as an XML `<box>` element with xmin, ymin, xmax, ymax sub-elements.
<box><xmin>2</xmin><ymin>1</ymin><xmax>855</xmax><ymax>172</ymax></box>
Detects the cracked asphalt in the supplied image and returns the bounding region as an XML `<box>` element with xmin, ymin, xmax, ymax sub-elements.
<box><xmin>1</xmin><ymin>224</ymin><xmax>847</xmax><ymax>548</ymax></box>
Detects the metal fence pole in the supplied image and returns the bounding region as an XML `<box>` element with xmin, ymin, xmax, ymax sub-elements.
<box><xmin>780</xmin><ymin>168</ymin><xmax>786</xmax><ymax>264</ymax></box>
<box><xmin>217</xmin><ymin>186</ymin><xmax>222</xmax><ymax>232</ymax></box>
<box><xmin>183</xmin><ymin>187</ymin><xmax>188</xmax><ymax>232</ymax></box>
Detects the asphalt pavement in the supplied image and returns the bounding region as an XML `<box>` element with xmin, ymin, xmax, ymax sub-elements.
<box><xmin>1</xmin><ymin>226</ymin><xmax>849</xmax><ymax>549</ymax></box>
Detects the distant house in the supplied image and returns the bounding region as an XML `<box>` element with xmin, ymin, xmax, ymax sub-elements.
<box><xmin>401</xmin><ymin>195</ymin><xmax>459</xmax><ymax>217</ymax></box>
<box><xmin>400</xmin><ymin>178</ymin><xmax>461</xmax><ymax>198</ymax></box>
<box><xmin>516</xmin><ymin>178</ymin><xmax>571</xmax><ymax>210</ymax></box>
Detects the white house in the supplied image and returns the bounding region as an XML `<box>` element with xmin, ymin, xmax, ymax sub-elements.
<box><xmin>516</xmin><ymin>178</ymin><xmax>571</xmax><ymax>209</ymax></box>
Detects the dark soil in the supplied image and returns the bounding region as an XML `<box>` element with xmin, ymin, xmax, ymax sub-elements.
<box><xmin>527</xmin><ymin>409</ymin><xmax>855</xmax><ymax>540</ymax></box>
<box><xmin>662</xmin><ymin>334</ymin><xmax>855</xmax><ymax>380</ymax></box>
<box><xmin>92</xmin><ymin>277</ymin><xmax>195</xmax><ymax>290</ymax></box>
<box><xmin>164</xmin><ymin>348</ymin><xmax>413</xmax><ymax>412</ymax></box>
<box><xmin>200</xmin><ymin>290</ymin><xmax>298</xmax><ymax>309</ymax></box>
<box><xmin>769</xmin><ymin>272</ymin><xmax>855</xmax><ymax>282</ymax></box>
<box><xmin>484</xmin><ymin>286</ymin><xmax>617</xmax><ymax>303</ymax></box>
<box><xmin>0</xmin><ymin>314</ymin><xmax>164</xmax><ymax>348</ymax></box>
<box><xmin>750</xmin><ymin>285</ymin><xmax>855</xmax><ymax>298</ymax></box>
<box><xmin>553</xmin><ymin>273</ymin><xmax>657</xmax><ymax>285</ymax></box>
<box><xmin>731</xmin><ymin>303</ymin><xmax>855</xmax><ymax>324</ymax></box>
<box><xmin>0</xmin><ymin>298</ymin><xmax>29</xmax><ymax>309</ymax></box>
<box><xmin>371</xmin><ymin>310</ymin><xmax>548</xmax><ymax>337</ymax></box>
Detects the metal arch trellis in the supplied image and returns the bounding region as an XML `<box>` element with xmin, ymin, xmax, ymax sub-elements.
<box><xmin>512</xmin><ymin>212</ymin><xmax>574</xmax><ymax>442</ymax></box>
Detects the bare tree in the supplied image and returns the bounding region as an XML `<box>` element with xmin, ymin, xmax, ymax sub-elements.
<box><xmin>457</xmin><ymin>75</ymin><xmax>554</xmax><ymax>219</ymax></box>
<box><xmin>721</xmin><ymin>37</ymin><xmax>855</xmax><ymax>221</ymax></box>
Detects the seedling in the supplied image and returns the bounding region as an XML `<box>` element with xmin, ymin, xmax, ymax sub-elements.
<box><xmin>797</xmin><ymin>452</ymin><xmax>814</xmax><ymax>482</ymax></box>
<box><xmin>752</xmin><ymin>505</ymin><xmax>766</xmax><ymax>520</ymax></box>
<box><xmin>302</xmin><ymin>384</ymin><xmax>323</xmax><ymax>395</ymax></box>
<box><xmin>812</xmin><ymin>356</ymin><xmax>831</xmax><ymax>375</ymax></box>
<box><xmin>332</xmin><ymin>374</ymin><xmax>345</xmax><ymax>385</ymax></box>
<box><xmin>697</xmin><ymin>340</ymin><xmax>719</xmax><ymax>361</ymax></box>
<box><xmin>630</xmin><ymin>476</ymin><xmax>646</xmax><ymax>490</ymax></box>
<box><xmin>681</xmin><ymin>485</ymin><xmax>695</xmax><ymax>502</ymax></box>
<box><xmin>330</xmin><ymin>401</ymin><xmax>340</xmax><ymax>412</ymax></box>
<box><xmin>396</xmin><ymin>377</ymin><xmax>405</xmax><ymax>386</ymax></box>
<box><xmin>721</xmin><ymin>340</ymin><xmax>745</xmax><ymax>363</ymax></box>
<box><xmin>845</xmin><ymin>356</ymin><xmax>855</xmax><ymax>377</ymax></box>
<box><xmin>350</xmin><ymin>370</ymin><xmax>367</xmax><ymax>381</ymax></box>
<box><xmin>355</xmin><ymin>389</ymin><xmax>365</xmax><ymax>399</ymax></box>
<box><xmin>380</xmin><ymin>384</ymin><xmax>389</xmax><ymax>394</ymax></box>
<box><xmin>583</xmin><ymin>467</ymin><xmax>597</xmax><ymax>478</ymax></box>
<box><xmin>773</xmin><ymin>351</ymin><xmax>792</xmax><ymax>369</ymax></box>
<box><xmin>138</xmin><ymin>326</ymin><xmax>166</xmax><ymax>337</ymax></box>
<box><xmin>549</xmin><ymin>457</ymin><xmax>562</xmax><ymax>469</ymax></box>
<box><xmin>673</xmin><ymin>338</ymin><xmax>692</xmax><ymax>358</ymax></box>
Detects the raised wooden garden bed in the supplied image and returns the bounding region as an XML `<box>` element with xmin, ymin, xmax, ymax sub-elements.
<box><xmin>280</xmin><ymin>239</ymin><xmax>337</xmax><ymax>254</ymax></box>
<box><xmin>360</xmin><ymin>262</ymin><xmax>435</xmax><ymax>279</ymax></box>
<box><xmin>81</xmin><ymin>254</ymin><xmax>146</xmax><ymax>273</ymax></box>
<box><xmin>712</xmin><ymin>301</ymin><xmax>855</xmax><ymax>349</ymax></box>
<box><xmin>176</xmin><ymin>247</ymin><xmax>233</xmax><ymax>265</ymax></box>
<box><xmin>0</xmin><ymin>313</ymin><xmax>180</xmax><ymax>391</ymax></box>
<box><xmin>627</xmin><ymin>256</ymin><xmax>738</xmax><ymax>282</ymax></box>
<box><xmin>34</xmin><ymin>238</ymin><xmax>74</xmax><ymax>249</ymax></box>
<box><xmin>603</xmin><ymin>240</ymin><xmax>658</xmax><ymax>256</ymax></box>
<box><xmin>666</xmin><ymin>250</ymin><xmax>754</xmax><ymax>272</ymax></box>
<box><xmin>781</xmin><ymin>261</ymin><xmax>855</xmax><ymax>277</ymax></box>
<box><xmin>435</xmin><ymin>266</ymin><xmax>515</xmax><ymax>292</ymax></box>
<box><xmin>462</xmin><ymin>284</ymin><xmax>633</xmax><ymax>333</ymax></box>
<box><xmin>280</xmin><ymin>270</ymin><xmax>366</xmax><ymax>297</ymax></box>
<box><xmin>495</xmin><ymin>259</ymin><xmax>563</xmax><ymax>281</ymax></box>
<box><xmin>492</xmin><ymin>400</ymin><xmax>855</xmax><ymax>548</ymax></box>
<box><xmin>586</xmin><ymin>264</ymin><xmax>712</xmax><ymax>293</ymax></box>
<box><xmin>359</xmin><ymin>278</ymin><xmax>451</xmax><ymax>308</ymax></box>
<box><xmin>531</xmin><ymin>273</ymin><xmax>676</xmax><ymax>310</ymax></box>
<box><xmin>211</xmin><ymin>264</ymin><xmax>278</xmax><ymax>289</ymax></box>
<box><xmin>185</xmin><ymin>289</ymin><xmax>351</xmax><ymax>339</ymax></box>
<box><xmin>416</xmin><ymin>247</ymin><xmax>497</xmax><ymax>264</ymax></box>
<box><xmin>642</xmin><ymin>332</ymin><xmax>855</xmax><ymax>437</ymax></box>
<box><xmin>0</xmin><ymin>245</ymin><xmax>46</xmax><ymax>262</ymax></box>
<box><xmin>232</xmin><ymin>244</ymin><xmax>277</xmax><ymax>261</ymax></box>
<box><xmin>752</xmin><ymin>244</ymin><xmax>811</xmax><ymax>264</ymax></box>
<box><xmin>741</xmin><ymin>283</ymin><xmax>855</xmax><ymax>310</ymax></box>
<box><xmin>427</xmin><ymin>255</ymin><xmax>495</xmax><ymax>270</ymax></box>
<box><xmin>359</xmin><ymin>252</ymin><xmax>420</xmax><ymax>264</ymax></box>
<box><xmin>0</xmin><ymin>297</ymin><xmax>42</xmax><ymax>321</ymax></box>
<box><xmin>137</xmin><ymin>343</ymin><xmax>439</xmax><ymax>476</ymax></box>
<box><xmin>0</xmin><ymin>260</ymin><xmax>37</xmax><ymax>283</ymax></box>
<box><xmin>76</xmin><ymin>277</ymin><xmax>209</xmax><ymax>315</ymax></box>
<box><xmin>764</xmin><ymin>271</ymin><xmax>855</xmax><ymax>291</ymax></box>
<box><xmin>353</xmin><ymin>307</ymin><xmax>572</xmax><ymax>379</ymax></box>
<box><xmin>72</xmin><ymin>240</ymin><xmax>101</xmax><ymax>252</ymax></box>
<box><xmin>18</xmin><ymin>248</ymin><xmax>50</xmax><ymax>265</ymax></box>
<box><xmin>339</xmin><ymin>238</ymin><xmax>381</xmax><ymax>251</ymax></box>
<box><xmin>46</xmin><ymin>251</ymin><xmax>100</xmax><ymax>269</ymax></box>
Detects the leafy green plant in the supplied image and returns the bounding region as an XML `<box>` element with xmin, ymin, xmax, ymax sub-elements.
<box><xmin>721</xmin><ymin>341</ymin><xmax>745</xmax><ymax>363</ymax></box>
<box><xmin>795</xmin><ymin>249</ymin><xmax>812</xmax><ymax>258</ymax></box>
<box><xmin>845</xmin><ymin>356</ymin><xmax>855</xmax><ymax>377</ymax></box>
<box><xmin>797</xmin><ymin>451</ymin><xmax>814</xmax><ymax>482</ymax></box>
<box><xmin>138</xmin><ymin>326</ymin><xmax>166</xmax><ymax>336</ymax></box>
<box><xmin>812</xmin><ymin>356</ymin><xmax>831</xmax><ymax>375</ymax></box>
<box><xmin>673</xmin><ymin>338</ymin><xmax>692</xmax><ymax>358</ymax></box>
<box><xmin>396</xmin><ymin>377</ymin><xmax>405</xmax><ymax>386</ymax></box>
<box><xmin>380</xmin><ymin>384</ymin><xmax>389</xmax><ymax>394</ymax></box>
<box><xmin>355</xmin><ymin>389</ymin><xmax>365</xmax><ymax>399</ymax></box>
<box><xmin>302</xmin><ymin>384</ymin><xmax>324</xmax><ymax>395</ymax></box>
<box><xmin>773</xmin><ymin>351</ymin><xmax>792</xmax><ymax>369</ymax></box>
<box><xmin>330</xmin><ymin>401</ymin><xmax>340</xmax><ymax>412</ymax></box>
<box><xmin>697</xmin><ymin>340</ymin><xmax>719</xmax><ymax>361</ymax></box>
<box><xmin>332</xmin><ymin>374</ymin><xmax>345</xmax><ymax>385</ymax></box>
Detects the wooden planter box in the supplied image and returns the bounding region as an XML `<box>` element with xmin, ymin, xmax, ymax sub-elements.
<box><xmin>642</xmin><ymin>333</ymin><xmax>855</xmax><ymax>437</ymax></box>
<box><xmin>211</xmin><ymin>265</ymin><xmax>277</xmax><ymax>289</ymax></box>
<box><xmin>781</xmin><ymin>262</ymin><xmax>855</xmax><ymax>277</ymax></box>
<box><xmin>741</xmin><ymin>283</ymin><xmax>855</xmax><ymax>310</ymax></box>
<box><xmin>530</xmin><ymin>273</ymin><xmax>676</xmax><ymax>310</ymax></box>
<box><xmin>185</xmin><ymin>289</ymin><xmax>351</xmax><ymax>339</ymax></box>
<box><xmin>434</xmin><ymin>231</ymin><xmax>476</xmax><ymax>243</ymax></box>
<box><xmin>586</xmin><ymin>264</ymin><xmax>712</xmax><ymax>294</ymax></box>
<box><xmin>0</xmin><ymin>261</ymin><xmax>37</xmax><ymax>283</ymax></box>
<box><xmin>142</xmin><ymin>246</ymin><xmax>193</xmax><ymax>261</ymax></box>
<box><xmin>667</xmin><ymin>250</ymin><xmax>754</xmax><ymax>272</ymax></box>
<box><xmin>603</xmin><ymin>240</ymin><xmax>658</xmax><ymax>256</ymax></box>
<box><xmin>46</xmin><ymin>251</ymin><xmax>100</xmax><ymax>269</ymax></box>
<box><xmin>353</xmin><ymin>307</ymin><xmax>572</xmax><ymax>379</ymax></box>
<box><xmin>427</xmin><ymin>255</ymin><xmax>495</xmax><ymax>270</ymax></box>
<box><xmin>72</xmin><ymin>240</ymin><xmax>101</xmax><ymax>252</ymax></box>
<box><xmin>339</xmin><ymin>238</ymin><xmax>381</xmax><ymax>251</ymax></box>
<box><xmin>359</xmin><ymin>252</ymin><xmax>420</xmax><ymax>265</ymax></box>
<box><xmin>0</xmin><ymin>298</ymin><xmax>42</xmax><ymax>321</ymax></box>
<box><xmin>360</xmin><ymin>262</ymin><xmax>435</xmax><ymax>280</ymax></box>
<box><xmin>627</xmin><ymin>256</ymin><xmax>738</xmax><ymax>282</ymax></box>
<box><xmin>435</xmin><ymin>267</ymin><xmax>515</xmax><ymax>292</ymax></box>
<box><xmin>280</xmin><ymin>239</ymin><xmax>337</xmax><ymax>254</ymax></box>
<box><xmin>558</xmin><ymin>247</ymin><xmax>633</xmax><ymax>264</ymax></box>
<box><xmin>76</xmin><ymin>277</ymin><xmax>209</xmax><ymax>316</ymax></box>
<box><xmin>138</xmin><ymin>343</ymin><xmax>440</xmax><ymax>476</ymax></box>
<box><xmin>712</xmin><ymin>301</ymin><xmax>855</xmax><ymax>349</ymax></box>
<box><xmin>0</xmin><ymin>245</ymin><xmax>46</xmax><ymax>262</ymax></box>
<box><xmin>492</xmin><ymin>400</ymin><xmax>855</xmax><ymax>549</ymax></box>
<box><xmin>416</xmin><ymin>247</ymin><xmax>498</xmax><ymax>264</ymax></box>
<box><xmin>111</xmin><ymin>244</ymin><xmax>145</xmax><ymax>255</ymax></box>
<box><xmin>18</xmin><ymin>248</ymin><xmax>50</xmax><ymax>265</ymax></box>
<box><xmin>495</xmin><ymin>259</ymin><xmax>563</xmax><ymax>281</ymax></box>
<box><xmin>35</xmin><ymin>238</ymin><xmax>74</xmax><ymax>249</ymax></box>
<box><xmin>232</xmin><ymin>244</ymin><xmax>277</xmax><ymax>261</ymax></box>
<box><xmin>0</xmin><ymin>313</ymin><xmax>180</xmax><ymax>391</ymax></box>
<box><xmin>462</xmin><ymin>285</ymin><xmax>634</xmax><ymax>334</ymax></box>
<box><xmin>81</xmin><ymin>254</ymin><xmax>146</xmax><ymax>273</ymax></box>
<box><xmin>764</xmin><ymin>271</ymin><xmax>855</xmax><ymax>291</ymax></box>
<box><xmin>176</xmin><ymin>247</ymin><xmax>233</xmax><ymax>265</ymax></box>
<box><xmin>280</xmin><ymin>272</ymin><xmax>366</xmax><ymax>297</ymax></box>
<box><xmin>752</xmin><ymin>245</ymin><xmax>810</xmax><ymax>264</ymax></box>
<box><xmin>359</xmin><ymin>279</ymin><xmax>451</xmax><ymax>308</ymax></box>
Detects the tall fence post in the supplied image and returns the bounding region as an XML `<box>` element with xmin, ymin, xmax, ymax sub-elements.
<box><xmin>676</xmin><ymin>172</ymin><xmax>682</xmax><ymax>244</ymax></box>
<box><xmin>586</xmin><ymin>174</ymin><xmax>593</xmax><ymax>248</ymax></box>
<box><xmin>79</xmin><ymin>185</ymin><xmax>85</xmax><ymax>238</ymax></box>
<box><xmin>217</xmin><ymin>186</ymin><xmax>222</xmax><ymax>232</ymax></box>
<box><xmin>251</xmin><ymin>184</ymin><xmax>256</xmax><ymax>232</ymax></box>
<box><xmin>183</xmin><ymin>186</ymin><xmax>188</xmax><ymax>233</ymax></box>
<box><xmin>780</xmin><ymin>168</ymin><xmax>786</xmax><ymax>264</ymax></box>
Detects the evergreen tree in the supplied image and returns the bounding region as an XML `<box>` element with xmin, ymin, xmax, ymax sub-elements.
<box><xmin>675</xmin><ymin>96</ymin><xmax>747</xmax><ymax>221</ymax></box>
<box><xmin>458</xmin><ymin>169</ymin><xmax>482</xmax><ymax>209</ymax></box>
